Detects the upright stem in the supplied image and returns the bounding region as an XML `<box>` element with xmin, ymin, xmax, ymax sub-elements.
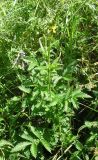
<box><xmin>48</xmin><ymin>49</ymin><xmax>51</xmax><ymax>93</ymax></box>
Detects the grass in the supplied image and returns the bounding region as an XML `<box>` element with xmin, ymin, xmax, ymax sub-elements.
<box><xmin>0</xmin><ymin>0</ymin><xmax>98</xmax><ymax>159</ymax></box>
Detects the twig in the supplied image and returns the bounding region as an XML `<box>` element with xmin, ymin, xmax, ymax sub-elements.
<box><xmin>57</xmin><ymin>142</ymin><xmax>74</xmax><ymax>160</ymax></box>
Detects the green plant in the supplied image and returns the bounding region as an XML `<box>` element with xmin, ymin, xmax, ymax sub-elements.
<box><xmin>0</xmin><ymin>0</ymin><xmax>98</xmax><ymax>159</ymax></box>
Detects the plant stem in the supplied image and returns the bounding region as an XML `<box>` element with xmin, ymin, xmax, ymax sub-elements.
<box><xmin>48</xmin><ymin>49</ymin><xmax>51</xmax><ymax>93</ymax></box>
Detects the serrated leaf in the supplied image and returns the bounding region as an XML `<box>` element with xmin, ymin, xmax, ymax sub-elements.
<box><xmin>18</xmin><ymin>85</ymin><xmax>31</xmax><ymax>93</ymax></box>
<box><xmin>71</xmin><ymin>98</ymin><xmax>78</xmax><ymax>109</ymax></box>
<box><xmin>41</xmin><ymin>139</ymin><xmax>51</xmax><ymax>153</ymax></box>
<box><xmin>72</xmin><ymin>89</ymin><xmax>81</xmax><ymax>97</ymax></box>
<box><xmin>29</xmin><ymin>125</ymin><xmax>41</xmax><ymax>139</ymax></box>
<box><xmin>72</xmin><ymin>89</ymin><xmax>91</xmax><ymax>99</ymax></box>
<box><xmin>80</xmin><ymin>93</ymin><xmax>92</xmax><ymax>98</ymax></box>
<box><xmin>21</xmin><ymin>131</ymin><xmax>34</xmax><ymax>142</ymax></box>
<box><xmin>11</xmin><ymin>142</ymin><xmax>31</xmax><ymax>153</ymax></box>
<box><xmin>0</xmin><ymin>140</ymin><xmax>12</xmax><ymax>147</ymax></box>
<box><xmin>30</xmin><ymin>142</ymin><xmax>37</xmax><ymax>158</ymax></box>
<box><xmin>85</xmin><ymin>121</ymin><xmax>98</xmax><ymax>128</ymax></box>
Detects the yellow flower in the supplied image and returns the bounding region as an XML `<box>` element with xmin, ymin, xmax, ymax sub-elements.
<box><xmin>51</xmin><ymin>24</ymin><xmax>57</xmax><ymax>33</ymax></box>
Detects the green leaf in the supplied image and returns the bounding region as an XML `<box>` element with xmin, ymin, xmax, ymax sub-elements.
<box><xmin>53</xmin><ymin>76</ymin><xmax>62</xmax><ymax>86</ymax></box>
<box><xmin>70</xmin><ymin>151</ymin><xmax>81</xmax><ymax>160</ymax></box>
<box><xmin>72</xmin><ymin>89</ymin><xmax>91</xmax><ymax>99</ymax></box>
<box><xmin>65</xmin><ymin>88</ymin><xmax>72</xmax><ymax>99</ymax></box>
<box><xmin>41</xmin><ymin>139</ymin><xmax>51</xmax><ymax>153</ymax></box>
<box><xmin>22</xmin><ymin>99</ymin><xmax>27</xmax><ymax>108</ymax></box>
<box><xmin>71</xmin><ymin>98</ymin><xmax>78</xmax><ymax>109</ymax></box>
<box><xmin>64</xmin><ymin>100</ymin><xmax>69</xmax><ymax>112</ymax></box>
<box><xmin>11</xmin><ymin>96</ymin><xmax>20</xmax><ymax>101</ymax></box>
<box><xmin>85</xmin><ymin>121</ymin><xmax>98</xmax><ymax>128</ymax></box>
<box><xmin>0</xmin><ymin>140</ymin><xmax>12</xmax><ymax>147</ymax></box>
<box><xmin>11</xmin><ymin>142</ymin><xmax>31</xmax><ymax>153</ymax></box>
<box><xmin>30</xmin><ymin>142</ymin><xmax>37</xmax><ymax>158</ymax></box>
<box><xmin>88</xmin><ymin>134</ymin><xmax>97</xmax><ymax>143</ymax></box>
<box><xmin>63</xmin><ymin>75</ymin><xmax>72</xmax><ymax>81</ymax></box>
<box><xmin>50</xmin><ymin>100</ymin><xmax>57</xmax><ymax>107</ymax></box>
<box><xmin>0</xmin><ymin>157</ymin><xmax>4</xmax><ymax>160</ymax></box>
<box><xmin>78</xmin><ymin>125</ymin><xmax>86</xmax><ymax>133</ymax></box>
<box><xmin>75</xmin><ymin>141</ymin><xmax>83</xmax><ymax>151</ymax></box>
<box><xmin>79</xmin><ymin>92</ymin><xmax>92</xmax><ymax>98</ymax></box>
<box><xmin>21</xmin><ymin>131</ymin><xmax>34</xmax><ymax>142</ymax></box>
<box><xmin>28</xmin><ymin>61</ymin><xmax>37</xmax><ymax>71</ymax></box>
<box><xmin>29</xmin><ymin>125</ymin><xmax>41</xmax><ymax>139</ymax></box>
<box><xmin>18</xmin><ymin>85</ymin><xmax>31</xmax><ymax>93</ymax></box>
<box><xmin>0</xmin><ymin>118</ymin><xmax>4</xmax><ymax>122</ymax></box>
<box><xmin>72</xmin><ymin>89</ymin><xmax>81</xmax><ymax>97</ymax></box>
<box><xmin>24</xmin><ymin>150</ymin><xmax>31</xmax><ymax>159</ymax></box>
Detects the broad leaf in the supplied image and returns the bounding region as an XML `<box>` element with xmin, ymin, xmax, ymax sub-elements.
<box><xmin>72</xmin><ymin>89</ymin><xmax>91</xmax><ymax>99</ymax></box>
<box><xmin>21</xmin><ymin>131</ymin><xmax>34</xmax><ymax>142</ymax></box>
<box><xmin>30</xmin><ymin>142</ymin><xmax>37</xmax><ymax>158</ymax></box>
<box><xmin>11</xmin><ymin>96</ymin><xmax>20</xmax><ymax>101</ymax></box>
<box><xmin>80</xmin><ymin>92</ymin><xmax>92</xmax><ymax>98</ymax></box>
<box><xmin>0</xmin><ymin>140</ymin><xmax>12</xmax><ymax>147</ymax></box>
<box><xmin>75</xmin><ymin>141</ymin><xmax>83</xmax><ymax>151</ymax></box>
<box><xmin>0</xmin><ymin>139</ymin><xmax>12</xmax><ymax>147</ymax></box>
<box><xmin>29</xmin><ymin>125</ymin><xmax>41</xmax><ymax>139</ymax></box>
<box><xmin>11</xmin><ymin>142</ymin><xmax>31</xmax><ymax>153</ymax></box>
<box><xmin>71</xmin><ymin>98</ymin><xmax>78</xmax><ymax>109</ymax></box>
<box><xmin>18</xmin><ymin>85</ymin><xmax>31</xmax><ymax>93</ymax></box>
<box><xmin>41</xmin><ymin>139</ymin><xmax>51</xmax><ymax>153</ymax></box>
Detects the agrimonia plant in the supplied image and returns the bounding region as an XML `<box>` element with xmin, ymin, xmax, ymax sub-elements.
<box><xmin>0</xmin><ymin>0</ymin><xmax>98</xmax><ymax>159</ymax></box>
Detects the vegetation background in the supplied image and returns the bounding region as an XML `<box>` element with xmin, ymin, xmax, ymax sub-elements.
<box><xmin>0</xmin><ymin>0</ymin><xmax>98</xmax><ymax>159</ymax></box>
